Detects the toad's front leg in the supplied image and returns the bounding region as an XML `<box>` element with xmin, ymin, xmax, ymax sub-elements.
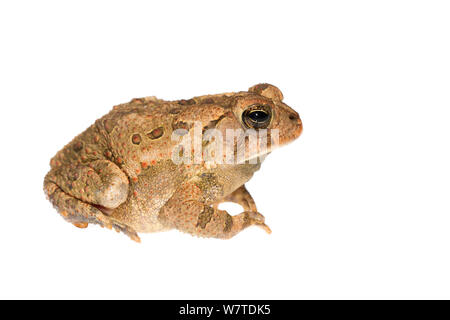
<box><xmin>213</xmin><ymin>184</ymin><xmax>258</xmax><ymax>212</ymax></box>
<box><xmin>158</xmin><ymin>181</ymin><xmax>271</xmax><ymax>239</ymax></box>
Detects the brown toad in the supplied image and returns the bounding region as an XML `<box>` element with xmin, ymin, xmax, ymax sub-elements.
<box><xmin>44</xmin><ymin>84</ymin><xmax>303</xmax><ymax>242</ymax></box>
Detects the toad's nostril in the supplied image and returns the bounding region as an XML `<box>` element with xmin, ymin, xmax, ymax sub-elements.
<box><xmin>289</xmin><ymin>114</ymin><xmax>296</xmax><ymax>121</ymax></box>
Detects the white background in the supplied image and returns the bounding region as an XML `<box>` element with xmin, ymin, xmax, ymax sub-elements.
<box><xmin>1</xmin><ymin>0</ymin><xmax>449</xmax><ymax>299</ymax></box>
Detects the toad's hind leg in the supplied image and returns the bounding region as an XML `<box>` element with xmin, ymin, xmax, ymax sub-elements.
<box><xmin>44</xmin><ymin>175</ymin><xmax>140</xmax><ymax>242</ymax></box>
<box><xmin>48</xmin><ymin>160</ymin><xmax>129</xmax><ymax>210</ymax></box>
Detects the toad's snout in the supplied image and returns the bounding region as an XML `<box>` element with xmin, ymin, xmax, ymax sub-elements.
<box><xmin>289</xmin><ymin>111</ymin><xmax>303</xmax><ymax>139</ymax></box>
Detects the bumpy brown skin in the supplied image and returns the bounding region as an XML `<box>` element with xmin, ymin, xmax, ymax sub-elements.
<box><xmin>44</xmin><ymin>84</ymin><xmax>303</xmax><ymax>242</ymax></box>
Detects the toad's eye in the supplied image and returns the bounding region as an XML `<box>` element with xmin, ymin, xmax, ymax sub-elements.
<box><xmin>242</xmin><ymin>105</ymin><xmax>272</xmax><ymax>129</ymax></box>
